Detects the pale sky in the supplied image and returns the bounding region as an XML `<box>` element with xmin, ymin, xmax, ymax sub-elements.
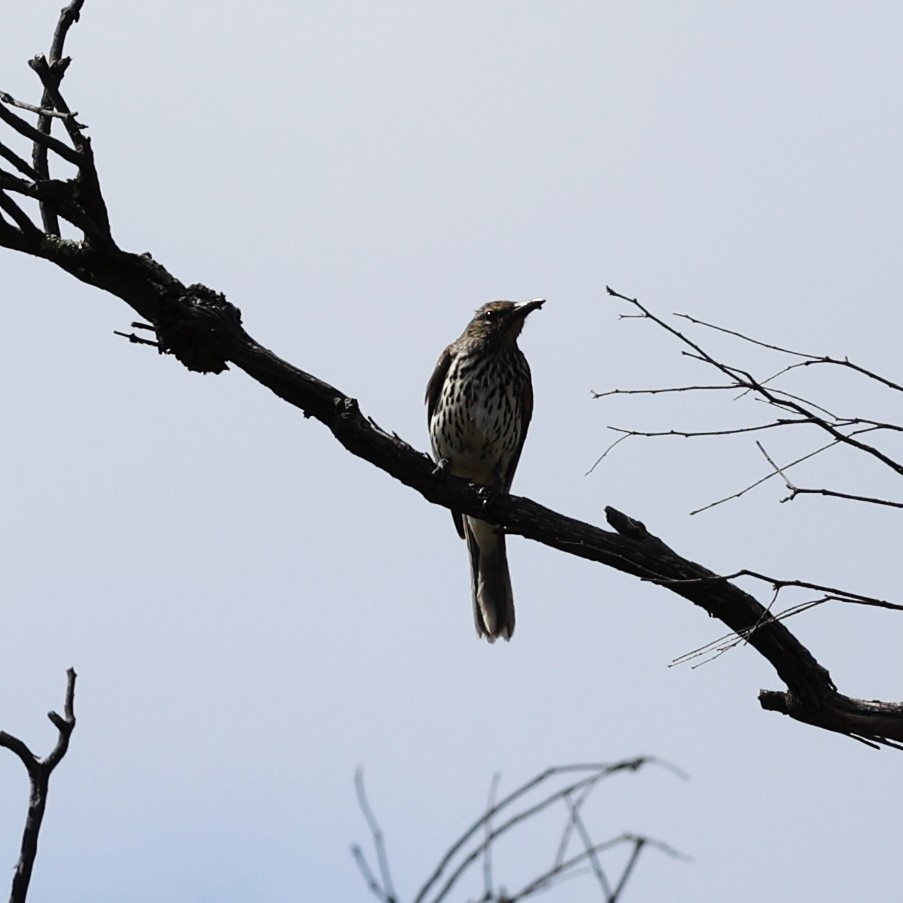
<box><xmin>2</xmin><ymin>3</ymin><xmax>903</xmax><ymax>902</ymax></box>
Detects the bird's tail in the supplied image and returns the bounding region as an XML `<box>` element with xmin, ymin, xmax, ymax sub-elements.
<box><xmin>463</xmin><ymin>516</ymin><xmax>515</xmax><ymax>642</ymax></box>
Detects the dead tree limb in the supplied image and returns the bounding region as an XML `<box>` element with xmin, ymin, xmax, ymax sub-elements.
<box><xmin>353</xmin><ymin>760</ymin><xmax>686</xmax><ymax>903</ymax></box>
<box><xmin>0</xmin><ymin>668</ymin><xmax>78</xmax><ymax>903</ymax></box>
<box><xmin>3</xmin><ymin>4</ymin><xmax>903</xmax><ymax>747</ymax></box>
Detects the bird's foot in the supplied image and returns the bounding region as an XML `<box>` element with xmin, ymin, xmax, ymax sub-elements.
<box><xmin>474</xmin><ymin>483</ymin><xmax>502</xmax><ymax>508</ymax></box>
<box><xmin>432</xmin><ymin>457</ymin><xmax>451</xmax><ymax>476</ymax></box>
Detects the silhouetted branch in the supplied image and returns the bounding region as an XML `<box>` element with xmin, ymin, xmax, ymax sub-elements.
<box><xmin>783</xmin><ymin>486</ymin><xmax>903</xmax><ymax>508</ymax></box>
<box><xmin>605</xmin><ymin>287</ymin><xmax>903</xmax><ymax>478</ymax></box>
<box><xmin>4</xmin><ymin>5</ymin><xmax>903</xmax><ymax>748</ymax></box>
<box><xmin>508</xmin><ymin>834</ymin><xmax>685</xmax><ymax>903</ymax></box>
<box><xmin>0</xmin><ymin>668</ymin><xmax>77</xmax><ymax>903</ymax></box>
<box><xmin>0</xmin><ymin>92</ymin><xmax>74</xmax><ymax>120</ymax></box>
<box><xmin>353</xmin><ymin>769</ymin><xmax>398</xmax><ymax>903</ymax></box>
<box><xmin>676</xmin><ymin>312</ymin><xmax>903</xmax><ymax>394</ymax></box>
<box><xmin>562</xmin><ymin>791</ymin><xmax>613</xmax><ymax>898</ymax></box>
<box><xmin>482</xmin><ymin>773</ymin><xmax>501</xmax><ymax>899</ymax></box>
<box><xmin>688</xmin><ymin>439</ymin><xmax>841</xmax><ymax>515</ymax></box>
<box><xmin>756</xmin><ymin>439</ymin><xmax>903</xmax><ymax>508</ymax></box>
<box><xmin>354</xmin><ymin>761</ymin><xmax>684</xmax><ymax>903</ymax></box>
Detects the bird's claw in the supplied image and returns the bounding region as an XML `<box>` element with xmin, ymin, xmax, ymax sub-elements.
<box><xmin>432</xmin><ymin>457</ymin><xmax>451</xmax><ymax>476</ymax></box>
<box><xmin>474</xmin><ymin>484</ymin><xmax>502</xmax><ymax>508</ymax></box>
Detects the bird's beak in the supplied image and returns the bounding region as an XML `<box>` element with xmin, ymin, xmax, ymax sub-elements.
<box><xmin>516</xmin><ymin>298</ymin><xmax>545</xmax><ymax>318</ymax></box>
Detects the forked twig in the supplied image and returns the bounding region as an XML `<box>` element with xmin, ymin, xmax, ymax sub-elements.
<box><xmin>342</xmin><ymin>759</ymin><xmax>687</xmax><ymax>903</ymax></box>
<box><xmin>353</xmin><ymin>769</ymin><xmax>398</xmax><ymax>903</ymax></box>
<box><xmin>0</xmin><ymin>668</ymin><xmax>78</xmax><ymax>903</ymax></box>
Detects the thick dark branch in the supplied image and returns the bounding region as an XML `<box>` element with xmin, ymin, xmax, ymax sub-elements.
<box><xmin>2</xmin><ymin>235</ymin><xmax>901</xmax><ymax>743</ymax></box>
<box><xmin>1</xmin><ymin>668</ymin><xmax>77</xmax><ymax>903</ymax></box>
<box><xmin>0</xmin><ymin>1</ymin><xmax>112</xmax><ymax>247</ymax></box>
<box><xmin>0</xmin><ymin>100</ymin><xmax>80</xmax><ymax>167</ymax></box>
<box><xmin>0</xmin><ymin>141</ymin><xmax>38</xmax><ymax>178</ymax></box>
<box><xmin>48</xmin><ymin>0</ymin><xmax>86</xmax><ymax>63</ymax></box>
<box><xmin>0</xmin><ymin>190</ymin><xmax>40</xmax><ymax>237</ymax></box>
<box><xmin>27</xmin><ymin>54</ymin><xmax>110</xmax><ymax>243</ymax></box>
<box><xmin>3</xmin><ymin>10</ymin><xmax>902</xmax><ymax>750</ymax></box>
<box><xmin>30</xmin><ymin>0</ymin><xmax>85</xmax><ymax>234</ymax></box>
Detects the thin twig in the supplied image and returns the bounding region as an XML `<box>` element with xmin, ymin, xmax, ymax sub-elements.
<box><xmin>607</xmin><ymin>286</ymin><xmax>903</xmax><ymax>478</ymax></box>
<box><xmin>0</xmin><ymin>91</ymin><xmax>75</xmax><ymax>120</ymax></box>
<box><xmin>113</xmin><ymin>330</ymin><xmax>159</xmax><ymax>348</ymax></box>
<box><xmin>413</xmin><ymin>760</ymin><xmax>655</xmax><ymax>903</ymax></box>
<box><xmin>482</xmin><ymin>773</ymin><xmax>501</xmax><ymax>899</ymax></box>
<box><xmin>510</xmin><ymin>834</ymin><xmax>686</xmax><ymax>902</ymax></box>
<box><xmin>354</xmin><ymin>769</ymin><xmax>397</xmax><ymax>903</ymax></box>
<box><xmin>676</xmin><ymin>312</ymin><xmax>903</xmax><ymax>394</ymax></box>
<box><xmin>562</xmin><ymin>792</ymin><xmax>612</xmax><ymax>899</ymax></box>
<box><xmin>690</xmin><ymin>439</ymin><xmax>841</xmax><ymax>515</ymax></box>
<box><xmin>351</xmin><ymin>844</ymin><xmax>392</xmax><ymax>903</ymax></box>
<box><xmin>783</xmin><ymin>486</ymin><xmax>903</xmax><ymax>509</ymax></box>
<box><xmin>608</xmin><ymin>419</ymin><xmax>811</xmax><ymax>439</ymax></box>
<box><xmin>585</xmin><ymin>432</ymin><xmax>632</xmax><ymax>475</ymax></box>
<box><xmin>609</xmin><ymin>838</ymin><xmax>645</xmax><ymax>903</ymax></box>
<box><xmin>591</xmin><ymin>383</ymin><xmax>741</xmax><ymax>399</ymax></box>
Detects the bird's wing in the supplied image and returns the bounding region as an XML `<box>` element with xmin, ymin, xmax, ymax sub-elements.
<box><xmin>425</xmin><ymin>344</ymin><xmax>466</xmax><ymax>538</ymax></box>
<box><xmin>425</xmin><ymin>344</ymin><xmax>452</xmax><ymax>420</ymax></box>
<box><xmin>501</xmin><ymin>360</ymin><xmax>533</xmax><ymax>493</ymax></box>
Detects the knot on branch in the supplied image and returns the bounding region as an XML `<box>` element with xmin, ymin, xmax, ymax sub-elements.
<box><xmin>605</xmin><ymin>506</ymin><xmax>648</xmax><ymax>538</ymax></box>
<box><xmin>28</xmin><ymin>54</ymin><xmax>70</xmax><ymax>85</ymax></box>
<box><xmin>154</xmin><ymin>284</ymin><xmax>242</xmax><ymax>374</ymax></box>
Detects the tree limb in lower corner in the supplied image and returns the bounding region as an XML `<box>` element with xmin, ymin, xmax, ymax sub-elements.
<box><xmin>0</xmin><ymin>668</ymin><xmax>78</xmax><ymax>903</ymax></box>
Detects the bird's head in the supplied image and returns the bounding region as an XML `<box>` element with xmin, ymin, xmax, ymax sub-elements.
<box><xmin>463</xmin><ymin>298</ymin><xmax>545</xmax><ymax>349</ymax></box>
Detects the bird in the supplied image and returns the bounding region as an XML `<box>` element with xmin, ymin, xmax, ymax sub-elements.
<box><xmin>426</xmin><ymin>299</ymin><xmax>544</xmax><ymax>641</ymax></box>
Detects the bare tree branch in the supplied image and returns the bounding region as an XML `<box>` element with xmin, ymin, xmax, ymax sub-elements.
<box><xmin>4</xmin><ymin>4</ymin><xmax>903</xmax><ymax>751</ymax></box>
<box><xmin>353</xmin><ymin>769</ymin><xmax>398</xmax><ymax>903</ymax></box>
<box><xmin>483</xmin><ymin>773</ymin><xmax>501</xmax><ymax>899</ymax></box>
<box><xmin>412</xmin><ymin>761</ymin><xmax>654</xmax><ymax>903</ymax></box>
<box><xmin>355</xmin><ymin>761</ymin><xmax>684</xmax><ymax>903</ymax></box>
<box><xmin>30</xmin><ymin>0</ymin><xmax>86</xmax><ymax>234</ymax></box>
<box><xmin>606</xmin><ymin>287</ymin><xmax>903</xmax><ymax>478</ymax></box>
<box><xmin>756</xmin><ymin>440</ymin><xmax>903</xmax><ymax>509</ymax></box>
<box><xmin>782</xmin><ymin>486</ymin><xmax>903</xmax><ymax>508</ymax></box>
<box><xmin>0</xmin><ymin>91</ymin><xmax>76</xmax><ymax>121</ymax></box>
<box><xmin>508</xmin><ymin>834</ymin><xmax>685</xmax><ymax>903</ymax></box>
<box><xmin>0</xmin><ymin>668</ymin><xmax>77</xmax><ymax>903</ymax></box>
<box><xmin>0</xmin><ymin>141</ymin><xmax>38</xmax><ymax>178</ymax></box>
<box><xmin>676</xmin><ymin>312</ymin><xmax>903</xmax><ymax>394</ymax></box>
<box><xmin>562</xmin><ymin>791</ymin><xmax>613</xmax><ymax>898</ymax></box>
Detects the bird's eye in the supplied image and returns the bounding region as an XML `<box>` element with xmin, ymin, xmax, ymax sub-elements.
<box><xmin>483</xmin><ymin>310</ymin><xmax>494</xmax><ymax>321</ymax></box>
